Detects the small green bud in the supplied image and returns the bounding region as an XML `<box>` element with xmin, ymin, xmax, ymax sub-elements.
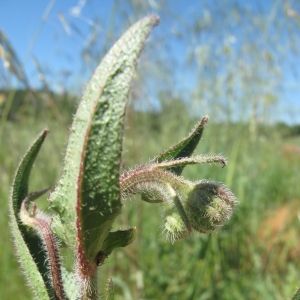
<box><xmin>185</xmin><ymin>180</ymin><xmax>237</xmax><ymax>234</ymax></box>
<box><xmin>163</xmin><ymin>210</ymin><xmax>191</xmax><ymax>243</ymax></box>
<box><xmin>161</xmin><ymin>188</ymin><xmax>192</xmax><ymax>243</ymax></box>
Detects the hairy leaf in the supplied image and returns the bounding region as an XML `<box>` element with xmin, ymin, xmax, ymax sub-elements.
<box><xmin>77</xmin><ymin>15</ymin><xmax>159</xmax><ymax>267</ymax></box>
<box><xmin>10</xmin><ymin>130</ymin><xmax>54</xmax><ymax>299</ymax></box>
<box><xmin>20</xmin><ymin>191</ymin><xmax>66</xmax><ymax>300</ymax></box>
<box><xmin>153</xmin><ymin>154</ymin><xmax>226</xmax><ymax>170</ymax></box>
<box><xmin>61</xmin><ymin>268</ymin><xmax>79</xmax><ymax>300</ymax></box>
<box><xmin>153</xmin><ymin>116</ymin><xmax>208</xmax><ymax>175</ymax></box>
<box><xmin>49</xmin><ymin>16</ymin><xmax>159</xmax><ymax>270</ymax></box>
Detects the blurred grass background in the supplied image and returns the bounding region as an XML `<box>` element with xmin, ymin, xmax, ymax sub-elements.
<box><xmin>1</xmin><ymin>1</ymin><xmax>300</xmax><ymax>299</ymax></box>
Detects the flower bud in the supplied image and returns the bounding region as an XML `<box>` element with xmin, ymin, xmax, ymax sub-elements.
<box><xmin>163</xmin><ymin>206</ymin><xmax>191</xmax><ymax>243</ymax></box>
<box><xmin>185</xmin><ymin>180</ymin><xmax>237</xmax><ymax>233</ymax></box>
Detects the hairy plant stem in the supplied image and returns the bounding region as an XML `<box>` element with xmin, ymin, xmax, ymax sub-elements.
<box><xmin>120</xmin><ymin>167</ymin><xmax>190</xmax><ymax>198</ymax></box>
<box><xmin>76</xmin><ymin>243</ymin><xmax>98</xmax><ymax>300</ymax></box>
<box><xmin>80</xmin><ymin>272</ymin><xmax>98</xmax><ymax>300</ymax></box>
<box><xmin>20</xmin><ymin>195</ymin><xmax>66</xmax><ymax>300</ymax></box>
<box><xmin>120</xmin><ymin>167</ymin><xmax>193</xmax><ymax>240</ymax></box>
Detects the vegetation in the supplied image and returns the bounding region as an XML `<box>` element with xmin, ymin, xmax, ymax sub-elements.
<box><xmin>8</xmin><ymin>15</ymin><xmax>239</xmax><ymax>299</ymax></box>
<box><xmin>2</xmin><ymin>82</ymin><xmax>300</xmax><ymax>300</ymax></box>
<box><xmin>1</xmin><ymin>1</ymin><xmax>300</xmax><ymax>299</ymax></box>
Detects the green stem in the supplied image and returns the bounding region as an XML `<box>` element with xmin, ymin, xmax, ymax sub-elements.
<box><xmin>80</xmin><ymin>272</ymin><xmax>98</xmax><ymax>300</ymax></box>
<box><xmin>20</xmin><ymin>193</ymin><xmax>66</xmax><ymax>300</ymax></box>
<box><xmin>120</xmin><ymin>167</ymin><xmax>193</xmax><ymax>242</ymax></box>
<box><xmin>120</xmin><ymin>167</ymin><xmax>190</xmax><ymax>199</ymax></box>
<box><xmin>76</xmin><ymin>241</ymin><xmax>98</xmax><ymax>300</ymax></box>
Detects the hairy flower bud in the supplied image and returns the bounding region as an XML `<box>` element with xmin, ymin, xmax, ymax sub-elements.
<box><xmin>184</xmin><ymin>180</ymin><xmax>237</xmax><ymax>234</ymax></box>
<box><xmin>161</xmin><ymin>187</ymin><xmax>192</xmax><ymax>243</ymax></box>
<box><xmin>163</xmin><ymin>209</ymin><xmax>191</xmax><ymax>243</ymax></box>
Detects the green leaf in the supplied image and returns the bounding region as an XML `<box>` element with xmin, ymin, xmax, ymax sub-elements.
<box><xmin>61</xmin><ymin>268</ymin><xmax>79</xmax><ymax>300</ymax></box>
<box><xmin>141</xmin><ymin>117</ymin><xmax>208</xmax><ymax>202</ymax></box>
<box><xmin>153</xmin><ymin>154</ymin><xmax>226</xmax><ymax>170</ymax></box>
<box><xmin>153</xmin><ymin>116</ymin><xmax>208</xmax><ymax>175</ymax></box>
<box><xmin>78</xmin><ymin>15</ymin><xmax>159</xmax><ymax>265</ymax></box>
<box><xmin>10</xmin><ymin>130</ymin><xmax>53</xmax><ymax>300</ymax></box>
<box><xmin>49</xmin><ymin>15</ymin><xmax>159</xmax><ymax>260</ymax></box>
<box><xmin>102</xmin><ymin>228</ymin><xmax>136</xmax><ymax>257</ymax></box>
<box><xmin>20</xmin><ymin>191</ymin><xmax>67</xmax><ymax>300</ymax></box>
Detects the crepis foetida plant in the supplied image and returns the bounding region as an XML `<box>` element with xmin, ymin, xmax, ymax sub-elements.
<box><xmin>10</xmin><ymin>16</ymin><xmax>237</xmax><ymax>300</ymax></box>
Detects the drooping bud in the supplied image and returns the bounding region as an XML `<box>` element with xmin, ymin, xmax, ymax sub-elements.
<box><xmin>160</xmin><ymin>185</ymin><xmax>192</xmax><ymax>243</ymax></box>
<box><xmin>184</xmin><ymin>180</ymin><xmax>237</xmax><ymax>234</ymax></box>
<box><xmin>163</xmin><ymin>207</ymin><xmax>191</xmax><ymax>243</ymax></box>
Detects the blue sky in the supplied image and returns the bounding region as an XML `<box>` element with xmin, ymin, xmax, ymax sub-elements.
<box><xmin>0</xmin><ymin>0</ymin><xmax>112</xmax><ymax>88</ymax></box>
<box><xmin>0</xmin><ymin>0</ymin><xmax>299</xmax><ymax>124</ymax></box>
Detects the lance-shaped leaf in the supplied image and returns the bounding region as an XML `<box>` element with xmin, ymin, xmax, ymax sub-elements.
<box><xmin>76</xmin><ymin>16</ymin><xmax>159</xmax><ymax>275</ymax></box>
<box><xmin>153</xmin><ymin>116</ymin><xmax>208</xmax><ymax>175</ymax></box>
<box><xmin>152</xmin><ymin>154</ymin><xmax>226</xmax><ymax>170</ymax></box>
<box><xmin>49</xmin><ymin>16</ymin><xmax>159</xmax><ymax>250</ymax></box>
<box><xmin>10</xmin><ymin>130</ymin><xmax>54</xmax><ymax>300</ymax></box>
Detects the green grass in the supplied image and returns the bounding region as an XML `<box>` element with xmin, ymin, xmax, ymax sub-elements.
<box><xmin>1</xmin><ymin>94</ymin><xmax>300</xmax><ymax>299</ymax></box>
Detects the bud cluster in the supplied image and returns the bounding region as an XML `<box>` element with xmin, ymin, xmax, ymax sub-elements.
<box><xmin>120</xmin><ymin>155</ymin><xmax>237</xmax><ymax>243</ymax></box>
